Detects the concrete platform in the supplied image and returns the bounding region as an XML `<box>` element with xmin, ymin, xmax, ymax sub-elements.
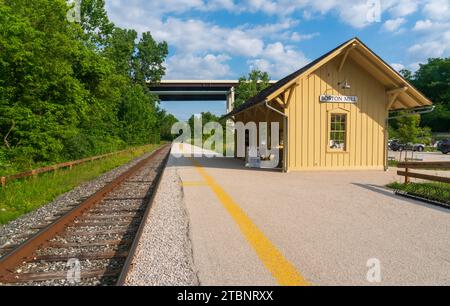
<box><xmin>173</xmin><ymin>143</ymin><xmax>450</xmax><ymax>286</ymax></box>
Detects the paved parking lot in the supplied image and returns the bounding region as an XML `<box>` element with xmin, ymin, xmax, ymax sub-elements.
<box><xmin>389</xmin><ymin>150</ymin><xmax>450</xmax><ymax>162</ymax></box>
<box><xmin>172</xmin><ymin>144</ymin><xmax>450</xmax><ymax>286</ymax></box>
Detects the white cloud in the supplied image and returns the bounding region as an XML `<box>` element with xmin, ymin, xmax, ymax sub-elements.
<box><xmin>105</xmin><ymin>1</ymin><xmax>318</xmax><ymax>79</ymax></box>
<box><xmin>409</xmin><ymin>62</ymin><xmax>425</xmax><ymax>71</ymax></box>
<box><xmin>423</xmin><ymin>0</ymin><xmax>450</xmax><ymax>21</ymax></box>
<box><xmin>413</xmin><ymin>19</ymin><xmax>434</xmax><ymax>31</ymax></box>
<box><xmin>242</xmin><ymin>0</ymin><xmax>415</xmax><ymax>28</ymax></box>
<box><xmin>407</xmin><ymin>1</ymin><xmax>450</xmax><ymax>62</ymax></box>
<box><xmin>242</xmin><ymin>19</ymin><xmax>298</xmax><ymax>38</ymax></box>
<box><xmin>390</xmin><ymin>63</ymin><xmax>405</xmax><ymax>72</ymax></box>
<box><xmin>205</xmin><ymin>0</ymin><xmax>236</xmax><ymax>10</ymax></box>
<box><xmin>146</xmin><ymin>18</ymin><xmax>265</xmax><ymax>58</ymax></box>
<box><xmin>165</xmin><ymin>54</ymin><xmax>232</xmax><ymax>79</ymax></box>
<box><xmin>243</xmin><ymin>0</ymin><xmax>279</xmax><ymax>14</ymax></box>
<box><xmin>267</xmin><ymin>0</ymin><xmax>381</xmax><ymax>28</ymax></box>
<box><xmin>248</xmin><ymin>42</ymin><xmax>310</xmax><ymax>78</ymax></box>
<box><xmin>385</xmin><ymin>0</ymin><xmax>419</xmax><ymax>17</ymax></box>
<box><xmin>382</xmin><ymin>18</ymin><xmax>406</xmax><ymax>32</ymax></box>
<box><xmin>104</xmin><ymin>0</ymin><xmax>450</xmax><ymax>80</ymax></box>
<box><xmin>408</xmin><ymin>31</ymin><xmax>450</xmax><ymax>58</ymax></box>
<box><xmin>106</xmin><ymin>0</ymin><xmax>404</xmax><ymax>30</ymax></box>
<box><xmin>290</xmin><ymin>32</ymin><xmax>320</xmax><ymax>42</ymax></box>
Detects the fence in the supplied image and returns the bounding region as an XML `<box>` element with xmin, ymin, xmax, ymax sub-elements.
<box><xmin>397</xmin><ymin>161</ymin><xmax>450</xmax><ymax>184</ymax></box>
<box><xmin>1</xmin><ymin>144</ymin><xmax>156</xmax><ymax>187</ymax></box>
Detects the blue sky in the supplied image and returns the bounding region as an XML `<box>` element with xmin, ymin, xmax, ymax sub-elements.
<box><xmin>105</xmin><ymin>0</ymin><xmax>450</xmax><ymax>120</ymax></box>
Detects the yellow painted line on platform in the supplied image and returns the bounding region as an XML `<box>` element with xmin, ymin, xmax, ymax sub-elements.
<box><xmin>182</xmin><ymin>181</ymin><xmax>208</xmax><ymax>187</ymax></box>
<box><xmin>191</xmin><ymin>159</ymin><xmax>309</xmax><ymax>286</ymax></box>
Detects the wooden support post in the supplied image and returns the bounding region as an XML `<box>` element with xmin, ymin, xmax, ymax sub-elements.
<box><xmin>384</xmin><ymin>117</ymin><xmax>389</xmax><ymax>171</ymax></box>
<box><xmin>386</xmin><ymin>87</ymin><xmax>408</xmax><ymax>110</ymax></box>
<box><xmin>387</xmin><ymin>92</ymin><xmax>400</xmax><ymax>110</ymax></box>
<box><xmin>52</xmin><ymin>165</ymin><xmax>58</xmax><ymax>176</ymax></box>
<box><xmin>386</xmin><ymin>87</ymin><xmax>408</xmax><ymax>95</ymax></box>
<box><xmin>31</xmin><ymin>170</ymin><xmax>37</xmax><ymax>178</ymax></box>
<box><xmin>284</xmin><ymin>83</ymin><xmax>297</xmax><ymax>109</ymax></box>
<box><xmin>283</xmin><ymin>116</ymin><xmax>289</xmax><ymax>173</ymax></box>
<box><xmin>338</xmin><ymin>44</ymin><xmax>357</xmax><ymax>72</ymax></box>
<box><xmin>275</xmin><ymin>97</ymin><xmax>284</xmax><ymax>106</ymax></box>
<box><xmin>404</xmin><ymin>167</ymin><xmax>410</xmax><ymax>184</ymax></box>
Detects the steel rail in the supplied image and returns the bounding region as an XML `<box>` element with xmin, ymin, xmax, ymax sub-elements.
<box><xmin>116</xmin><ymin>149</ymin><xmax>170</xmax><ymax>286</ymax></box>
<box><xmin>0</xmin><ymin>144</ymin><xmax>171</xmax><ymax>283</ymax></box>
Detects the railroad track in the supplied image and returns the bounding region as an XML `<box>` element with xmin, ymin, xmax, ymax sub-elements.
<box><xmin>0</xmin><ymin>144</ymin><xmax>171</xmax><ymax>286</ymax></box>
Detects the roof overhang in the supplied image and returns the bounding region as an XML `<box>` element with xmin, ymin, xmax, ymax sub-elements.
<box><xmin>349</xmin><ymin>41</ymin><xmax>432</xmax><ymax>110</ymax></box>
<box><xmin>264</xmin><ymin>39</ymin><xmax>432</xmax><ymax>111</ymax></box>
<box><xmin>225</xmin><ymin>37</ymin><xmax>432</xmax><ymax>118</ymax></box>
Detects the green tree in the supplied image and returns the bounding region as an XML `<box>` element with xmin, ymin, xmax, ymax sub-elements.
<box><xmin>133</xmin><ymin>32</ymin><xmax>168</xmax><ymax>85</ymax></box>
<box><xmin>396</xmin><ymin>115</ymin><xmax>421</xmax><ymax>144</ymax></box>
<box><xmin>400</xmin><ymin>58</ymin><xmax>450</xmax><ymax>132</ymax></box>
<box><xmin>234</xmin><ymin>70</ymin><xmax>271</xmax><ymax>109</ymax></box>
<box><xmin>0</xmin><ymin>0</ymin><xmax>171</xmax><ymax>174</ymax></box>
<box><xmin>80</xmin><ymin>0</ymin><xmax>114</xmax><ymax>46</ymax></box>
<box><xmin>104</xmin><ymin>29</ymin><xmax>168</xmax><ymax>85</ymax></box>
<box><xmin>104</xmin><ymin>28</ymin><xmax>137</xmax><ymax>76</ymax></box>
<box><xmin>118</xmin><ymin>84</ymin><xmax>160</xmax><ymax>145</ymax></box>
<box><xmin>0</xmin><ymin>0</ymin><xmax>90</xmax><ymax>166</ymax></box>
<box><xmin>187</xmin><ymin>112</ymin><xmax>224</xmax><ymax>142</ymax></box>
<box><xmin>157</xmin><ymin>109</ymin><xmax>179</xmax><ymax>141</ymax></box>
<box><xmin>188</xmin><ymin>112</ymin><xmax>222</xmax><ymax>132</ymax></box>
<box><xmin>394</xmin><ymin>113</ymin><xmax>431</xmax><ymax>145</ymax></box>
<box><xmin>399</xmin><ymin>69</ymin><xmax>413</xmax><ymax>82</ymax></box>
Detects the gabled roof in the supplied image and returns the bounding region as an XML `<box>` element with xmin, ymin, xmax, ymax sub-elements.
<box><xmin>224</xmin><ymin>37</ymin><xmax>432</xmax><ymax>118</ymax></box>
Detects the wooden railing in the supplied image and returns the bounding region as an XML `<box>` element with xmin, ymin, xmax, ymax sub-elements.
<box><xmin>397</xmin><ymin>161</ymin><xmax>450</xmax><ymax>184</ymax></box>
<box><xmin>1</xmin><ymin>144</ymin><xmax>157</xmax><ymax>187</ymax></box>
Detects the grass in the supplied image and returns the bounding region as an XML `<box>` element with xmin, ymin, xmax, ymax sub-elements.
<box><xmin>387</xmin><ymin>181</ymin><xmax>450</xmax><ymax>205</ymax></box>
<box><xmin>425</xmin><ymin>147</ymin><xmax>438</xmax><ymax>152</ymax></box>
<box><xmin>0</xmin><ymin>144</ymin><xmax>162</xmax><ymax>225</ymax></box>
<box><xmin>388</xmin><ymin>159</ymin><xmax>398</xmax><ymax>167</ymax></box>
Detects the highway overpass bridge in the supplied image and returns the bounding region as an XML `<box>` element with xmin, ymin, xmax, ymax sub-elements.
<box><xmin>149</xmin><ymin>80</ymin><xmax>276</xmax><ymax>114</ymax></box>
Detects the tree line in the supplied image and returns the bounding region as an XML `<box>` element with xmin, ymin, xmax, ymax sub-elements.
<box><xmin>0</xmin><ymin>0</ymin><xmax>178</xmax><ymax>174</ymax></box>
<box><xmin>1</xmin><ymin>0</ymin><xmax>448</xmax><ymax>174</ymax></box>
<box><xmin>400</xmin><ymin>58</ymin><xmax>450</xmax><ymax>134</ymax></box>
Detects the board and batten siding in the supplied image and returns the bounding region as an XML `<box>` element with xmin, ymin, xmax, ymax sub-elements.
<box><xmin>285</xmin><ymin>58</ymin><xmax>387</xmax><ymax>171</ymax></box>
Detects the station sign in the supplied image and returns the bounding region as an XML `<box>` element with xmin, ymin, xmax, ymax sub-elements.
<box><xmin>319</xmin><ymin>95</ymin><xmax>358</xmax><ymax>103</ymax></box>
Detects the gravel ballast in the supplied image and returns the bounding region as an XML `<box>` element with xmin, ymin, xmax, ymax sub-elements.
<box><xmin>124</xmin><ymin>153</ymin><xmax>199</xmax><ymax>286</ymax></box>
<box><xmin>0</xmin><ymin>149</ymin><xmax>160</xmax><ymax>256</ymax></box>
<box><xmin>0</xmin><ymin>147</ymin><xmax>170</xmax><ymax>286</ymax></box>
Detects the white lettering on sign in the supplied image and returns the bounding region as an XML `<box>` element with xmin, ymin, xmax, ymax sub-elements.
<box><xmin>320</xmin><ymin>95</ymin><xmax>358</xmax><ymax>103</ymax></box>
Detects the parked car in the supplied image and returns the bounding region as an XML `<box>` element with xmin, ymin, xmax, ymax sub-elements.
<box><xmin>389</xmin><ymin>139</ymin><xmax>405</xmax><ymax>151</ymax></box>
<box><xmin>438</xmin><ymin>139</ymin><xmax>450</xmax><ymax>154</ymax></box>
<box><xmin>412</xmin><ymin>143</ymin><xmax>426</xmax><ymax>152</ymax></box>
<box><xmin>389</xmin><ymin>140</ymin><xmax>426</xmax><ymax>152</ymax></box>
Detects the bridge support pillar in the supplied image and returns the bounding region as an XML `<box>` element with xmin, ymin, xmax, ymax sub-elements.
<box><xmin>226</xmin><ymin>87</ymin><xmax>235</xmax><ymax>114</ymax></box>
<box><xmin>226</xmin><ymin>87</ymin><xmax>236</xmax><ymax>149</ymax></box>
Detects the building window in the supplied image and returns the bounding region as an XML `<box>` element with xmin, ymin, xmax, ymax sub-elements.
<box><xmin>329</xmin><ymin>114</ymin><xmax>347</xmax><ymax>151</ymax></box>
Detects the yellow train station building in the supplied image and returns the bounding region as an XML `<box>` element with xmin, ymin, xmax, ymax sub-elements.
<box><xmin>225</xmin><ymin>38</ymin><xmax>433</xmax><ymax>172</ymax></box>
